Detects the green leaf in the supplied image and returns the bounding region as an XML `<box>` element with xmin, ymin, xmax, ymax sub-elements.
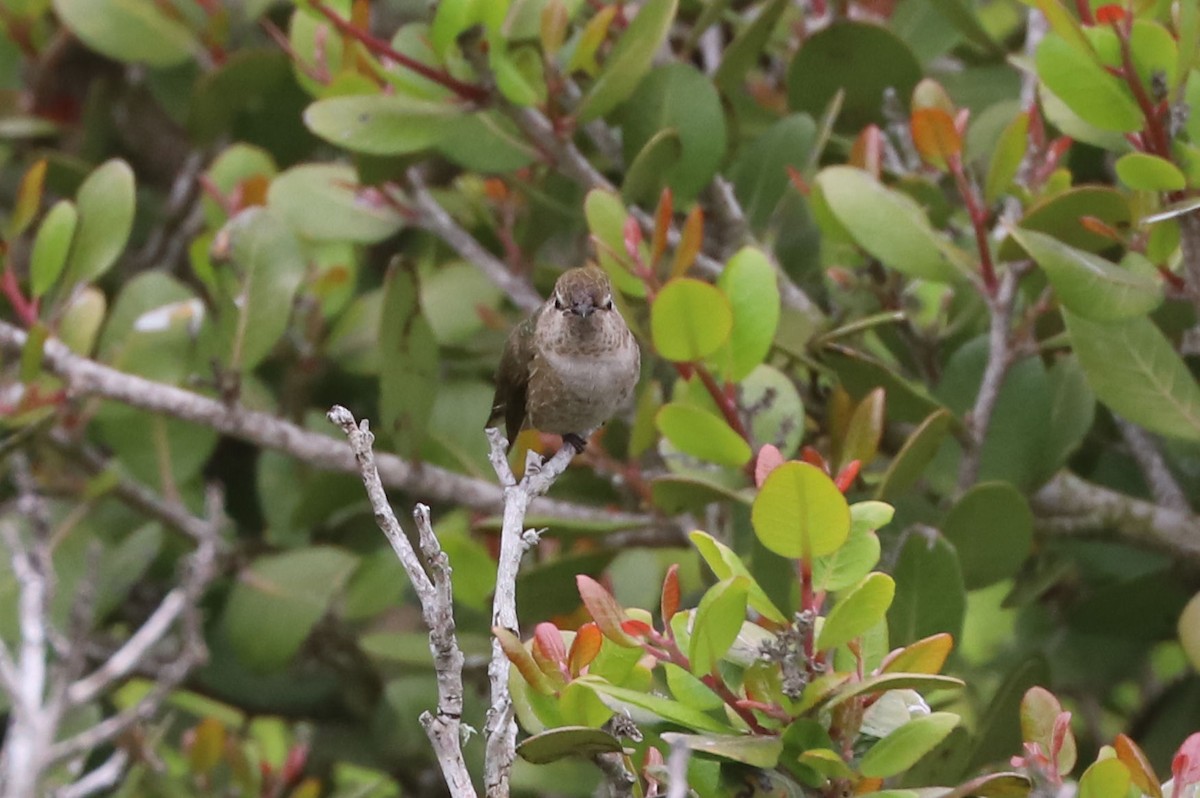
<box><xmin>689</xmin><ymin>531</ymin><xmax>788</xmax><ymax>624</ymax></box>
<box><xmin>751</xmin><ymin>462</ymin><xmax>851</xmax><ymax>559</ymax></box>
<box><xmin>64</xmin><ymin>159</ymin><xmax>135</xmax><ymax>286</ymax></box>
<box><xmin>584</xmin><ymin>189</ymin><xmax>648</xmax><ymax>298</ymax></box>
<box><xmin>942</xmin><ymin>482</ymin><xmax>1033</xmax><ymax>590</ymax></box>
<box><xmin>576</xmin><ymin>0</ymin><xmax>679</xmax><ymax>122</ymax></box>
<box><xmin>1008</xmin><ymin>228</ymin><xmax>1161</xmax><ymax>322</ymax></box>
<box><xmin>223</xmin><ymin>547</ymin><xmax>359</xmax><ymax>671</ymax></box>
<box><xmin>999</xmin><ymin>187</ymin><xmax>1131</xmax><ymax>260</ymax></box>
<box><xmin>859</xmin><ymin>712</ymin><xmax>959</xmax><ymax>778</ymax></box>
<box><xmin>651</xmin><ymin>278</ymin><xmax>734</xmax><ymax>361</ymax></box>
<box><xmin>815</xmin><ymin>167</ymin><xmax>962</xmax><ymax>282</ymax></box>
<box><xmin>578</xmin><ymin>677</ymin><xmax>732</xmax><ymax>733</ymax></box>
<box><xmin>209</xmin><ymin>208</ymin><xmax>306</xmax><ymax>372</ymax></box>
<box><xmin>1020</xmin><ymin>687</ymin><xmax>1077</xmax><ymax>775</ymax></box>
<box><xmin>517</xmin><ymin>727</ymin><xmax>623</xmax><ymax>764</ymax></box>
<box><xmin>30</xmin><ymin>200</ymin><xmax>77</xmax><ymax>299</ymax></box>
<box><xmin>713</xmin><ymin>0</ymin><xmax>788</xmax><ymax>91</ymax></box>
<box><xmin>985</xmin><ymin>112</ymin><xmax>1029</xmax><ymax>204</ymax></box>
<box><xmin>1064</xmin><ymin>310</ymin><xmax>1200</xmax><ymax>442</ymax></box>
<box><xmin>436</xmin><ymin>111</ymin><xmax>539</xmax><ymax>172</ymax></box>
<box><xmin>888</xmin><ymin>531</ymin><xmax>964</xmax><ymax>646</ymax></box>
<box><xmin>1180</xmin><ymin>592</ymin><xmax>1200</xmax><ymax>672</ymax></box>
<box><xmin>812</xmin><ymin>516</ymin><xmax>882</xmax><ymax>593</ymax></box>
<box><xmin>1114</xmin><ymin>152</ymin><xmax>1187</xmax><ymax>192</ymax></box>
<box><xmin>787</xmin><ymin>22</ymin><xmax>921</xmax><ymax>133</ymax></box>
<box><xmin>660</xmin><ymin>732</ymin><xmax>783</xmax><ymax>768</ymax></box>
<box><xmin>729</xmin><ymin>114</ymin><xmax>817</xmax><ymax>232</ymax></box>
<box><xmin>876</xmin><ymin>409</ymin><xmax>953</xmax><ymax>501</ymax></box>
<box><xmin>717</xmin><ymin>248</ymin><xmax>780</xmax><ymax>381</ymax></box>
<box><xmin>1078</xmin><ymin>758</ymin><xmax>1131</xmax><ymax>798</ymax></box>
<box><xmin>742</xmin><ymin>365</ymin><xmax>805</xmax><ymax>458</ymax></box>
<box><xmin>267</xmin><ymin>164</ymin><xmax>405</xmax><ymax>243</ymax></box>
<box><xmin>1035</xmin><ymin>33</ymin><xmax>1142</xmax><ymax>132</ymax></box>
<box><xmin>379</xmin><ymin>263</ymin><xmax>438</xmax><ymax>459</ymax></box>
<box><xmin>620</xmin><ymin>64</ymin><xmax>726</xmax><ymax>203</ymax></box>
<box><xmin>53</xmin><ymin>0</ymin><xmax>198</xmax><ymax>67</ymax></box>
<box><xmin>656</xmin><ymin>403</ymin><xmax>751</xmax><ymax>467</ymax></box>
<box><xmin>621</xmin><ymin>128</ymin><xmax>683</xmax><ymax>205</ymax></box>
<box><xmin>1038</xmin><ymin>355</ymin><xmax>1094</xmax><ymax>481</ymax></box>
<box><xmin>816</xmin><ymin>573</ymin><xmax>895</xmax><ymax>651</ymax></box>
<box><xmin>58</xmin><ymin>287</ymin><xmax>106</xmax><ymax>356</ymax></box>
<box><xmin>689</xmin><ymin>576</ymin><xmax>750</xmax><ymax>675</ymax></box>
<box><xmin>304</xmin><ymin>94</ymin><xmax>462</xmax><ymax>155</ymax></box>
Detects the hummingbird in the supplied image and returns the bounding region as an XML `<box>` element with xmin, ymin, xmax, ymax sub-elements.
<box><xmin>487</xmin><ymin>266</ymin><xmax>641</xmax><ymax>452</ymax></box>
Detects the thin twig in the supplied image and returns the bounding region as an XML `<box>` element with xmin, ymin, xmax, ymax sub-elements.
<box><xmin>52</xmin><ymin>750</ymin><xmax>129</xmax><ymax>798</ymax></box>
<box><xmin>1116</xmin><ymin>418</ymin><xmax>1191</xmax><ymax>513</ymax></box>
<box><xmin>0</xmin><ymin>321</ymin><xmax>653</xmax><ymax>530</ymax></box>
<box><xmin>329</xmin><ymin>406</ymin><xmax>476</xmax><ymax>798</ymax></box>
<box><xmin>665</xmin><ymin>739</ymin><xmax>692</xmax><ymax>798</ymax></box>
<box><xmin>484</xmin><ymin>428</ymin><xmax>578</xmax><ymax>798</ymax></box>
<box><xmin>405</xmin><ymin>169</ymin><xmax>542</xmax><ymax>313</ymax></box>
<box><xmin>957</xmin><ymin>267</ymin><xmax>1020</xmax><ymax>492</ymax></box>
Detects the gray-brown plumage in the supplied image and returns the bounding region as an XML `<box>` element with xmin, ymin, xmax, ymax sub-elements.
<box><xmin>487</xmin><ymin>267</ymin><xmax>640</xmax><ymax>452</ymax></box>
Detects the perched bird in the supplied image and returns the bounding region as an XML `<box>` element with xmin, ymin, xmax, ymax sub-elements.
<box><xmin>487</xmin><ymin>266</ymin><xmax>640</xmax><ymax>452</ymax></box>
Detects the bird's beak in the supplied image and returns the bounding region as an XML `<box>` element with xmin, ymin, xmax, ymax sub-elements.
<box><xmin>570</xmin><ymin>300</ymin><xmax>595</xmax><ymax>318</ymax></box>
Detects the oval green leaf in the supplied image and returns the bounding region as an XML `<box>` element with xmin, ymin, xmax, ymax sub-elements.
<box><xmin>942</xmin><ymin>482</ymin><xmax>1033</xmax><ymax>590</ymax></box>
<box><xmin>65</xmin><ymin>159</ymin><xmax>135</xmax><ymax>286</ymax></box>
<box><xmin>517</xmin><ymin>727</ymin><xmax>623</xmax><ymax>764</ymax></box>
<box><xmin>30</xmin><ymin>200</ymin><xmax>77</xmax><ymax>299</ymax></box>
<box><xmin>651</xmin><ymin>278</ymin><xmax>733</xmax><ymax>361</ymax></box>
<box><xmin>717</xmin><ymin>247</ymin><xmax>781</xmax><ymax>381</ymax></box>
<box><xmin>858</xmin><ymin>712</ymin><xmax>959</xmax><ymax>778</ymax></box>
<box><xmin>816</xmin><ymin>166</ymin><xmax>961</xmax><ymax>282</ymax></box>
<box><xmin>656</xmin><ymin>402</ymin><xmax>751</xmax><ymax>467</ymax></box>
<box><xmin>751</xmin><ymin>462</ymin><xmax>851</xmax><ymax>559</ymax></box>
<box><xmin>1035</xmin><ymin>33</ymin><xmax>1142</xmax><ymax>132</ymax></box>
<box><xmin>1064</xmin><ymin>310</ymin><xmax>1200</xmax><ymax>442</ymax></box>
<box><xmin>304</xmin><ymin>94</ymin><xmax>462</xmax><ymax>155</ymax></box>
<box><xmin>1078</xmin><ymin>758</ymin><xmax>1131</xmax><ymax>798</ymax></box>
<box><xmin>268</xmin><ymin>164</ymin><xmax>405</xmax><ymax>243</ymax></box>
<box><xmin>689</xmin><ymin>576</ymin><xmax>750</xmax><ymax>676</ymax></box>
<box><xmin>688</xmin><ymin>531</ymin><xmax>788</xmax><ymax>624</ymax></box>
<box><xmin>816</xmin><ymin>572</ymin><xmax>895</xmax><ymax>651</ymax></box>
<box><xmin>1114</xmin><ymin>152</ymin><xmax>1187</xmax><ymax>192</ymax></box>
<box><xmin>1008</xmin><ymin>228</ymin><xmax>1161</xmax><ymax>322</ymax></box>
<box><xmin>53</xmin><ymin>0</ymin><xmax>198</xmax><ymax>67</ymax></box>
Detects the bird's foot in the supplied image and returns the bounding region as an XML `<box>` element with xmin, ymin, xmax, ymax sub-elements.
<box><xmin>563</xmin><ymin>433</ymin><xmax>588</xmax><ymax>454</ymax></box>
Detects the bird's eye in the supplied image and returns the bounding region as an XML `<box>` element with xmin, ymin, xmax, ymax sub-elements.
<box><xmin>554</xmin><ymin>296</ymin><xmax>564</xmax><ymax>311</ymax></box>
<box><xmin>605</xmin><ymin>299</ymin><xmax>614</xmax><ymax>310</ymax></box>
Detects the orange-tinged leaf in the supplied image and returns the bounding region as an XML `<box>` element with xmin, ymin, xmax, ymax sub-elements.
<box><xmin>239</xmin><ymin>174</ymin><xmax>270</xmax><ymax>209</ymax></box>
<box><xmin>533</xmin><ymin>622</ymin><xmax>568</xmax><ymax>673</ymax></box>
<box><xmin>1095</xmin><ymin>4</ymin><xmax>1125</xmax><ymax>23</ymax></box>
<box><xmin>1078</xmin><ymin>215</ymin><xmax>1123</xmax><ymax>241</ymax></box>
<box><xmin>881</xmin><ymin>633</ymin><xmax>953</xmax><ymax>675</ymax></box>
<box><xmin>910</xmin><ymin>108</ymin><xmax>961</xmax><ymax>171</ymax></box>
<box><xmin>187</xmin><ymin>717</ymin><xmax>226</xmax><ymax>775</ymax></box>
<box><xmin>568</xmin><ymin>622</ymin><xmax>603</xmax><ymax>676</ymax></box>
<box><xmin>661</xmin><ymin>563</ymin><xmax>680</xmax><ymax>627</ymax></box>
<box><xmin>496</xmin><ymin>627</ymin><xmax>558</xmax><ymax>693</ymax></box>
<box><xmin>577</xmin><ymin>575</ymin><xmax>640</xmax><ymax>647</ymax></box>
<box><xmin>540</xmin><ymin>0</ymin><xmax>570</xmax><ymax>55</ymax></box>
<box><xmin>670</xmin><ymin>206</ymin><xmax>703</xmax><ymax>278</ymax></box>
<box><xmin>11</xmin><ymin>159</ymin><xmax>47</xmax><ymax>239</ymax></box>
<box><xmin>652</xmin><ymin>188</ymin><xmax>672</xmax><ymax>266</ymax></box>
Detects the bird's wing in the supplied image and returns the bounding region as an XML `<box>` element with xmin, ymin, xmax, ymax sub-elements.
<box><xmin>487</xmin><ymin>312</ymin><xmax>537</xmax><ymax>448</ymax></box>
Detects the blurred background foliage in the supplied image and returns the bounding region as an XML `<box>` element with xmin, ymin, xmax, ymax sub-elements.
<box><xmin>0</xmin><ymin>0</ymin><xmax>1199</xmax><ymax>793</ymax></box>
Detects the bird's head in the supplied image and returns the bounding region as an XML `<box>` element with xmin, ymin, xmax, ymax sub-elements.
<box><xmin>551</xmin><ymin>266</ymin><xmax>615</xmax><ymax>320</ymax></box>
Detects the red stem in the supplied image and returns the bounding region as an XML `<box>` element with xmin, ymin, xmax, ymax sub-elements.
<box><xmin>1111</xmin><ymin>20</ymin><xmax>1170</xmax><ymax>160</ymax></box>
<box><xmin>308</xmin><ymin>0</ymin><xmax>489</xmax><ymax>103</ymax></box>
<box><xmin>1</xmin><ymin>266</ymin><xmax>38</xmax><ymax>327</ymax></box>
<box><xmin>950</xmin><ymin>155</ymin><xmax>997</xmax><ymax>295</ymax></box>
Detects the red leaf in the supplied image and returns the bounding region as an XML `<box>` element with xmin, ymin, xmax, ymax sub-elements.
<box><xmin>1094</xmin><ymin>4</ymin><xmax>1125</xmax><ymax>23</ymax></box>
<box><xmin>849</xmin><ymin>125</ymin><xmax>883</xmax><ymax>178</ymax></box>
<box><xmin>910</xmin><ymin>108</ymin><xmax>962</xmax><ymax>171</ymax></box>
<box><xmin>1115</xmin><ymin>733</ymin><xmax>1162</xmax><ymax>798</ymax></box>
<box><xmin>835</xmin><ymin>460</ymin><xmax>861</xmax><ymax>493</ymax></box>
<box><xmin>623</xmin><ymin>216</ymin><xmax>643</xmax><ymax>262</ymax></box>
<box><xmin>660</xmin><ymin>564</ymin><xmax>680</xmax><ymax>628</ymax></box>
<box><xmin>621</xmin><ymin>619</ymin><xmax>653</xmax><ymax>637</ymax></box>
<box><xmin>1078</xmin><ymin>216</ymin><xmax>1123</xmax><ymax>241</ymax></box>
<box><xmin>799</xmin><ymin>446</ymin><xmax>827</xmax><ymax>472</ymax></box>
<box><xmin>533</xmin><ymin>622</ymin><xmax>568</xmax><ymax>667</ymax></box>
<box><xmin>568</xmin><ymin>622</ymin><xmax>603</xmax><ymax>676</ymax></box>
<box><xmin>576</xmin><ymin>575</ymin><xmax>640</xmax><ymax>647</ymax></box>
<box><xmin>754</xmin><ymin>444</ymin><xmax>785</xmax><ymax>488</ymax></box>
